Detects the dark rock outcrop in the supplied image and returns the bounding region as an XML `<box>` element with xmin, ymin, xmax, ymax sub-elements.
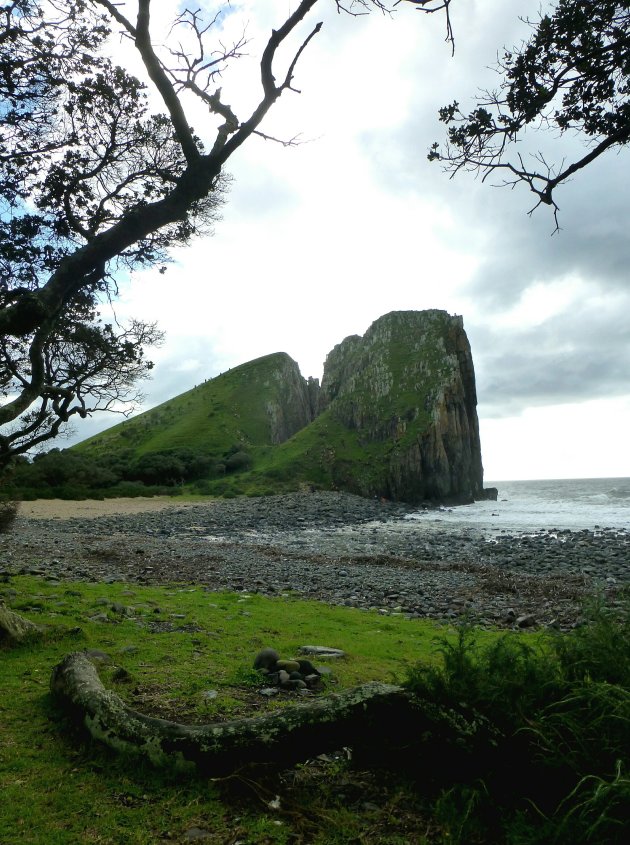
<box><xmin>262</xmin><ymin>353</ymin><xmax>316</xmax><ymax>444</ymax></box>
<box><xmin>318</xmin><ymin>310</ymin><xmax>485</xmax><ymax>504</ymax></box>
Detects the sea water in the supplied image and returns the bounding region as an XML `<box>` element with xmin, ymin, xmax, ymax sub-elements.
<box><xmin>405</xmin><ymin>478</ymin><xmax>630</xmax><ymax>534</ymax></box>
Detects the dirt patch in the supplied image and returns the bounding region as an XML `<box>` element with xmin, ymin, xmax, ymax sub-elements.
<box><xmin>16</xmin><ymin>497</ymin><xmax>202</xmax><ymax>520</ymax></box>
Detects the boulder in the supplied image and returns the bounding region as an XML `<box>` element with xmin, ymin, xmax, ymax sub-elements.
<box><xmin>0</xmin><ymin>604</ymin><xmax>41</xmax><ymax>645</ymax></box>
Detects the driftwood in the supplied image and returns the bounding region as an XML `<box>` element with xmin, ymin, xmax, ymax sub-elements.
<box><xmin>51</xmin><ymin>652</ymin><xmax>410</xmax><ymax>774</ymax></box>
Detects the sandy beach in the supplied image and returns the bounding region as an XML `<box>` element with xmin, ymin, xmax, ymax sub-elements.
<box><xmin>16</xmin><ymin>496</ymin><xmax>200</xmax><ymax>520</ymax></box>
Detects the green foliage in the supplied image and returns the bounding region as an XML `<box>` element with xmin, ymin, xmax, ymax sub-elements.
<box><xmin>430</xmin><ymin>0</ymin><xmax>630</xmax><ymax>220</ymax></box>
<box><xmin>404</xmin><ymin>602</ymin><xmax>630</xmax><ymax>844</ymax></box>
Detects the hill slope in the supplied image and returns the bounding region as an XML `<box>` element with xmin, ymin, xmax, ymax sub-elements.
<box><xmin>76</xmin><ymin>351</ymin><xmax>315</xmax><ymax>459</ymax></box>
<box><xmin>68</xmin><ymin>310</ymin><xmax>485</xmax><ymax>504</ymax></box>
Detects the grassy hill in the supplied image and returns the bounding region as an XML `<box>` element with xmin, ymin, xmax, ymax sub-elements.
<box><xmin>9</xmin><ymin>311</ymin><xmax>484</xmax><ymax>503</ymax></box>
<box><xmin>75</xmin><ymin>351</ymin><xmax>308</xmax><ymax>460</ymax></box>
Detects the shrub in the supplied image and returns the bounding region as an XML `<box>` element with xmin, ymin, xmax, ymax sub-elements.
<box><xmin>224</xmin><ymin>451</ymin><xmax>252</xmax><ymax>472</ymax></box>
<box><xmin>403</xmin><ymin>604</ymin><xmax>630</xmax><ymax>844</ymax></box>
<box><xmin>0</xmin><ymin>500</ymin><xmax>18</xmax><ymax>534</ymax></box>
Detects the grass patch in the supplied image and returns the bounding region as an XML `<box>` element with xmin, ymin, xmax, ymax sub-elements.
<box><xmin>3</xmin><ymin>577</ymin><xmax>627</xmax><ymax>843</ymax></box>
<box><xmin>0</xmin><ymin>575</ymin><xmax>464</xmax><ymax>844</ymax></box>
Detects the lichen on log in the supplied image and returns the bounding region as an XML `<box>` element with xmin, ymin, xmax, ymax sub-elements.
<box><xmin>50</xmin><ymin>651</ymin><xmax>408</xmax><ymax>773</ymax></box>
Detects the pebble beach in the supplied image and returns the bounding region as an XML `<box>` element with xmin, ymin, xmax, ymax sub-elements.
<box><xmin>2</xmin><ymin>491</ymin><xmax>628</xmax><ymax>630</ymax></box>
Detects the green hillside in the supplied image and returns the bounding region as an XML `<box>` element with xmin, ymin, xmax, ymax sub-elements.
<box><xmin>75</xmin><ymin>351</ymin><xmax>303</xmax><ymax>459</ymax></box>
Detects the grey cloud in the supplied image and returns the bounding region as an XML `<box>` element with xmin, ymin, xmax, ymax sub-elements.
<box><xmin>460</xmin><ymin>154</ymin><xmax>630</xmax><ymax>310</ymax></box>
<box><xmin>362</xmin><ymin>0</ymin><xmax>630</xmax><ymax>308</ymax></box>
<box><xmin>470</xmin><ymin>303</ymin><xmax>630</xmax><ymax>417</ymax></box>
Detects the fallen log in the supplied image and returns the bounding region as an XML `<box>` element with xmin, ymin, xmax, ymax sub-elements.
<box><xmin>50</xmin><ymin>651</ymin><xmax>409</xmax><ymax>774</ymax></box>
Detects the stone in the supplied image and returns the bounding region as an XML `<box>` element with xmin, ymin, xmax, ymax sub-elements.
<box><xmin>297</xmin><ymin>659</ymin><xmax>320</xmax><ymax>676</ymax></box>
<box><xmin>0</xmin><ymin>604</ymin><xmax>41</xmax><ymax>644</ymax></box>
<box><xmin>516</xmin><ymin>614</ymin><xmax>536</xmax><ymax>628</ymax></box>
<box><xmin>184</xmin><ymin>828</ymin><xmax>212</xmax><ymax>841</ymax></box>
<box><xmin>316</xmin><ymin>665</ymin><xmax>333</xmax><ymax>676</ymax></box>
<box><xmin>112</xmin><ymin>667</ymin><xmax>132</xmax><ymax>683</ymax></box>
<box><xmin>84</xmin><ymin>649</ymin><xmax>112</xmax><ymax>664</ymax></box>
<box><xmin>253</xmin><ymin>647</ymin><xmax>280</xmax><ymax>671</ymax></box>
<box><xmin>282</xmin><ymin>679</ymin><xmax>307</xmax><ymax>691</ymax></box>
<box><xmin>276</xmin><ymin>659</ymin><xmax>300</xmax><ymax>673</ymax></box>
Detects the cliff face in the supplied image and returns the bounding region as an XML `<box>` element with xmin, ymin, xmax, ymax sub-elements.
<box><xmin>263</xmin><ymin>353</ymin><xmax>316</xmax><ymax>444</ymax></box>
<box><xmin>318</xmin><ymin>310</ymin><xmax>484</xmax><ymax>503</ymax></box>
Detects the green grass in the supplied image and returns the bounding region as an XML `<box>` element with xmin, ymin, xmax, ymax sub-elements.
<box><xmin>3</xmin><ymin>577</ymin><xmax>627</xmax><ymax>843</ymax></box>
<box><xmin>0</xmin><ymin>575</ymin><xmax>472</xmax><ymax>844</ymax></box>
<box><xmin>75</xmin><ymin>352</ymin><xmax>300</xmax><ymax>459</ymax></box>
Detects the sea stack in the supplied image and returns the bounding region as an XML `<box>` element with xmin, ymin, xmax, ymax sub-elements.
<box><xmin>317</xmin><ymin>310</ymin><xmax>484</xmax><ymax>504</ymax></box>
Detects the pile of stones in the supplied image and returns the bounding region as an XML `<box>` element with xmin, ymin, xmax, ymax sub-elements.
<box><xmin>253</xmin><ymin>646</ymin><xmax>344</xmax><ymax>696</ymax></box>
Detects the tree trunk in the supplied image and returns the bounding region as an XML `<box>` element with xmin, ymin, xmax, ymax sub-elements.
<box><xmin>50</xmin><ymin>651</ymin><xmax>409</xmax><ymax>774</ymax></box>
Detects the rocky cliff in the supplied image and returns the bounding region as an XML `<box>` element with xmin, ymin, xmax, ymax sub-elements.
<box><xmin>317</xmin><ymin>310</ymin><xmax>484</xmax><ymax>503</ymax></box>
<box><xmin>263</xmin><ymin>353</ymin><xmax>316</xmax><ymax>444</ymax></box>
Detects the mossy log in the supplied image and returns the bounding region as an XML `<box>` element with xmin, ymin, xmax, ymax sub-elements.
<box><xmin>51</xmin><ymin>652</ymin><xmax>410</xmax><ymax>774</ymax></box>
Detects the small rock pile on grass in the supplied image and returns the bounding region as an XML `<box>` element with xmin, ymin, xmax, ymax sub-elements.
<box><xmin>253</xmin><ymin>646</ymin><xmax>342</xmax><ymax>695</ymax></box>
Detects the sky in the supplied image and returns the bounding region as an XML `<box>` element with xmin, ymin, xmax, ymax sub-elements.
<box><xmin>66</xmin><ymin>0</ymin><xmax>630</xmax><ymax>482</ymax></box>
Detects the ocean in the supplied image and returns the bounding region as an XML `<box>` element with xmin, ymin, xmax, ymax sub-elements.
<box><xmin>405</xmin><ymin>477</ymin><xmax>630</xmax><ymax>534</ymax></box>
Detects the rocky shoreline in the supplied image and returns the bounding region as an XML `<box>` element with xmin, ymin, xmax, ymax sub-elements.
<box><xmin>2</xmin><ymin>492</ymin><xmax>628</xmax><ymax>630</ymax></box>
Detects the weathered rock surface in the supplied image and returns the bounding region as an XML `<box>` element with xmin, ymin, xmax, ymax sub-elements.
<box><xmin>318</xmin><ymin>310</ymin><xmax>485</xmax><ymax>504</ymax></box>
<box><xmin>262</xmin><ymin>353</ymin><xmax>316</xmax><ymax>444</ymax></box>
<box><xmin>0</xmin><ymin>602</ymin><xmax>41</xmax><ymax>644</ymax></box>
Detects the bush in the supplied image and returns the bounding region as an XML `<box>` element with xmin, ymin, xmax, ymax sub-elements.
<box><xmin>0</xmin><ymin>500</ymin><xmax>18</xmax><ymax>533</ymax></box>
<box><xmin>403</xmin><ymin>604</ymin><xmax>630</xmax><ymax>844</ymax></box>
<box><xmin>224</xmin><ymin>451</ymin><xmax>252</xmax><ymax>472</ymax></box>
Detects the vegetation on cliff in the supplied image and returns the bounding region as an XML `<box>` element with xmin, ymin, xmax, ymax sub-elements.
<box><xmin>7</xmin><ymin>311</ymin><xmax>487</xmax><ymax>504</ymax></box>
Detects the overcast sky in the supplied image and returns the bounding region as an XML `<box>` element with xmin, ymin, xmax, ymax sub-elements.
<box><xmin>68</xmin><ymin>0</ymin><xmax>630</xmax><ymax>482</ymax></box>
